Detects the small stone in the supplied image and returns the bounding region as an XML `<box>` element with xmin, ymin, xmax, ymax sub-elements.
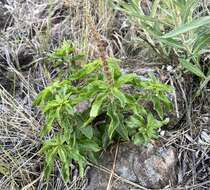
<box><xmin>17</xmin><ymin>44</ymin><xmax>34</xmax><ymax>70</ymax></box>
<box><xmin>160</xmin><ymin>130</ymin><xmax>165</xmax><ymax>136</ymax></box>
<box><xmin>75</xmin><ymin>101</ymin><xmax>90</xmax><ymax>113</ymax></box>
<box><xmin>167</xmin><ymin>65</ymin><xmax>173</xmax><ymax>72</ymax></box>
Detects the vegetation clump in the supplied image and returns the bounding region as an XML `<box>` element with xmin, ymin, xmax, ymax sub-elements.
<box><xmin>34</xmin><ymin>41</ymin><xmax>172</xmax><ymax>181</ymax></box>
<box><xmin>115</xmin><ymin>0</ymin><xmax>210</xmax><ymax>94</ymax></box>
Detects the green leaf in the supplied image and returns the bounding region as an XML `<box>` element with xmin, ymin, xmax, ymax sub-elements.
<box><xmin>33</xmin><ymin>91</ymin><xmax>45</xmax><ymax>106</ymax></box>
<box><xmin>126</xmin><ymin>95</ymin><xmax>147</xmax><ymax>115</ymax></box>
<box><xmin>161</xmin><ymin>16</ymin><xmax>210</xmax><ymax>38</ymax></box>
<box><xmin>41</xmin><ymin>111</ymin><xmax>56</xmax><ymax>137</ymax></box>
<box><xmin>107</xmin><ymin>57</ymin><xmax>122</xmax><ymax>79</ymax></box>
<box><xmin>157</xmin><ymin>94</ymin><xmax>173</xmax><ymax>111</ymax></box>
<box><xmin>79</xmin><ymin>126</ymin><xmax>93</xmax><ymax>139</ymax></box>
<box><xmin>133</xmin><ymin>133</ymin><xmax>145</xmax><ymax>145</ymax></box>
<box><xmin>51</xmin><ymin>40</ymin><xmax>75</xmax><ymax>58</ymax></box>
<box><xmin>69</xmin><ymin>54</ymin><xmax>85</xmax><ymax>62</ymax></box>
<box><xmin>182</xmin><ymin>0</ymin><xmax>198</xmax><ymax>23</ymax></box>
<box><xmin>151</xmin><ymin>97</ymin><xmax>163</xmax><ymax>119</ymax></box>
<box><xmin>112</xmin><ymin>87</ymin><xmax>127</xmax><ymax>108</ymax></box>
<box><xmin>102</xmin><ymin>131</ymin><xmax>111</xmax><ymax>149</ymax></box>
<box><xmin>72</xmin><ymin>80</ymin><xmax>108</xmax><ymax>104</ymax></box>
<box><xmin>87</xmin><ymin>152</ymin><xmax>98</xmax><ymax>164</ymax></box>
<box><xmin>159</xmin><ymin>38</ymin><xmax>185</xmax><ymax>49</ymax></box>
<box><xmin>70</xmin><ymin>60</ymin><xmax>101</xmax><ymax>80</ymax></box>
<box><xmin>43</xmin><ymin>100</ymin><xmax>60</xmax><ymax>113</ymax></box>
<box><xmin>150</xmin><ymin>0</ymin><xmax>160</xmax><ymax>18</ymax></box>
<box><xmin>192</xmin><ymin>34</ymin><xmax>210</xmax><ymax>54</ymax></box>
<box><xmin>147</xmin><ymin>113</ymin><xmax>169</xmax><ymax>129</ymax></box>
<box><xmin>33</xmin><ymin>87</ymin><xmax>52</xmax><ymax>106</ymax></box>
<box><xmin>78</xmin><ymin>160</ymin><xmax>86</xmax><ymax>177</ymax></box>
<box><xmin>58</xmin><ymin>148</ymin><xmax>68</xmax><ymax>165</ymax></box>
<box><xmin>126</xmin><ymin>115</ymin><xmax>144</xmax><ymax>129</ymax></box>
<box><xmin>146</xmin><ymin>113</ymin><xmax>161</xmax><ymax>130</ymax></box>
<box><xmin>65</xmin><ymin>104</ymin><xmax>74</xmax><ymax>115</ymax></box>
<box><xmin>116</xmin><ymin>1</ymin><xmax>168</xmax><ymax>25</ymax></box>
<box><xmin>44</xmin><ymin>159</ymin><xmax>54</xmax><ymax>180</ymax></box>
<box><xmin>107</xmin><ymin>104</ymin><xmax>120</xmax><ymax>139</ymax></box>
<box><xmin>90</xmin><ymin>93</ymin><xmax>107</xmax><ymax>117</ymax></box>
<box><xmin>61</xmin><ymin>161</ymin><xmax>70</xmax><ymax>182</ymax></box>
<box><xmin>60</xmin><ymin>115</ymin><xmax>73</xmax><ymax>133</ymax></box>
<box><xmin>44</xmin><ymin>147</ymin><xmax>58</xmax><ymax>180</ymax></box>
<box><xmin>196</xmin><ymin>75</ymin><xmax>210</xmax><ymax>96</ymax></box>
<box><xmin>81</xmin><ymin>117</ymin><xmax>94</xmax><ymax>128</ymax></box>
<box><xmin>116</xmin><ymin>73</ymin><xmax>139</xmax><ymax>86</ymax></box>
<box><xmin>181</xmin><ymin>59</ymin><xmax>206</xmax><ymax>78</ymax></box>
<box><xmin>39</xmin><ymin>141</ymin><xmax>57</xmax><ymax>154</ymax></box>
<box><xmin>67</xmin><ymin>148</ymin><xmax>86</xmax><ymax>177</ymax></box>
<box><xmin>58</xmin><ymin>148</ymin><xmax>70</xmax><ymax>182</ymax></box>
<box><xmin>116</xmin><ymin>122</ymin><xmax>129</xmax><ymax>140</ymax></box>
<box><xmin>79</xmin><ymin>140</ymin><xmax>101</xmax><ymax>152</ymax></box>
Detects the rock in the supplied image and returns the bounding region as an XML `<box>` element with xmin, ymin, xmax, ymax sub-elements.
<box><xmin>86</xmin><ymin>142</ymin><xmax>177</xmax><ymax>189</ymax></box>
<box><xmin>75</xmin><ymin>101</ymin><xmax>90</xmax><ymax>113</ymax></box>
<box><xmin>0</xmin><ymin>2</ymin><xmax>11</xmax><ymax>31</ymax></box>
<box><xmin>17</xmin><ymin>44</ymin><xmax>34</xmax><ymax>70</ymax></box>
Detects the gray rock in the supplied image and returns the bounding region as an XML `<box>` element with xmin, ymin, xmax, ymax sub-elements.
<box><xmin>86</xmin><ymin>142</ymin><xmax>177</xmax><ymax>189</ymax></box>
<box><xmin>75</xmin><ymin>101</ymin><xmax>90</xmax><ymax>113</ymax></box>
<box><xmin>17</xmin><ymin>44</ymin><xmax>34</xmax><ymax>70</ymax></box>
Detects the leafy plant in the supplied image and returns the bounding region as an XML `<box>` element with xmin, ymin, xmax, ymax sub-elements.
<box><xmin>47</xmin><ymin>40</ymin><xmax>85</xmax><ymax>78</ymax></box>
<box><xmin>114</xmin><ymin>0</ymin><xmax>210</xmax><ymax>90</ymax></box>
<box><xmin>34</xmin><ymin>42</ymin><xmax>172</xmax><ymax>182</ymax></box>
<box><xmin>49</xmin><ymin>40</ymin><xmax>84</xmax><ymax>64</ymax></box>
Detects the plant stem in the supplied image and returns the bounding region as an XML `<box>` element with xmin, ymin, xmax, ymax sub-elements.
<box><xmin>84</xmin><ymin>1</ymin><xmax>113</xmax><ymax>85</ymax></box>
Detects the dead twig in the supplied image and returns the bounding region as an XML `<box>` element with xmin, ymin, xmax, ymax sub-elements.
<box><xmin>106</xmin><ymin>142</ymin><xmax>119</xmax><ymax>190</ymax></box>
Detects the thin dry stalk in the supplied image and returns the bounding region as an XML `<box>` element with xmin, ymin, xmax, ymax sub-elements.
<box><xmin>106</xmin><ymin>142</ymin><xmax>119</xmax><ymax>190</ymax></box>
<box><xmin>84</xmin><ymin>0</ymin><xmax>113</xmax><ymax>85</ymax></box>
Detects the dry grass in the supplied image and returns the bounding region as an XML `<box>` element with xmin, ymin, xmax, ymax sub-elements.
<box><xmin>0</xmin><ymin>0</ymin><xmax>210</xmax><ymax>189</ymax></box>
<box><xmin>161</xmin><ymin>69</ymin><xmax>210</xmax><ymax>189</ymax></box>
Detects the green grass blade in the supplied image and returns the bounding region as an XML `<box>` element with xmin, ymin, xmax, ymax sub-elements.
<box><xmin>151</xmin><ymin>0</ymin><xmax>160</xmax><ymax>18</ymax></box>
<box><xmin>193</xmin><ymin>34</ymin><xmax>210</xmax><ymax>54</ymax></box>
<box><xmin>181</xmin><ymin>59</ymin><xmax>206</xmax><ymax>79</ymax></box>
<box><xmin>161</xmin><ymin>16</ymin><xmax>210</xmax><ymax>38</ymax></box>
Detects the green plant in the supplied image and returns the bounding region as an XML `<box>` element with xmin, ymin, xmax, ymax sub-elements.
<box><xmin>34</xmin><ymin>42</ymin><xmax>172</xmax><ymax>182</ymax></box>
<box><xmin>47</xmin><ymin>40</ymin><xmax>85</xmax><ymax>78</ymax></box>
<box><xmin>48</xmin><ymin>40</ymin><xmax>84</xmax><ymax>67</ymax></box>
<box><xmin>114</xmin><ymin>0</ymin><xmax>210</xmax><ymax>91</ymax></box>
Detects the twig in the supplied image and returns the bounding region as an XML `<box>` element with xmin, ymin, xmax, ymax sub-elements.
<box><xmin>21</xmin><ymin>174</ymin><xmax>43</xmax><ymax>190</ymax></box>
<box><xmin>106</xmin><ymin>142</ymin><xmax>119</xmax><ymax>190</ymax></box>
<box><xmin>169</xmin><ymin>75</ymin><xmax>179</xmax><ymax>118</ymax></box>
